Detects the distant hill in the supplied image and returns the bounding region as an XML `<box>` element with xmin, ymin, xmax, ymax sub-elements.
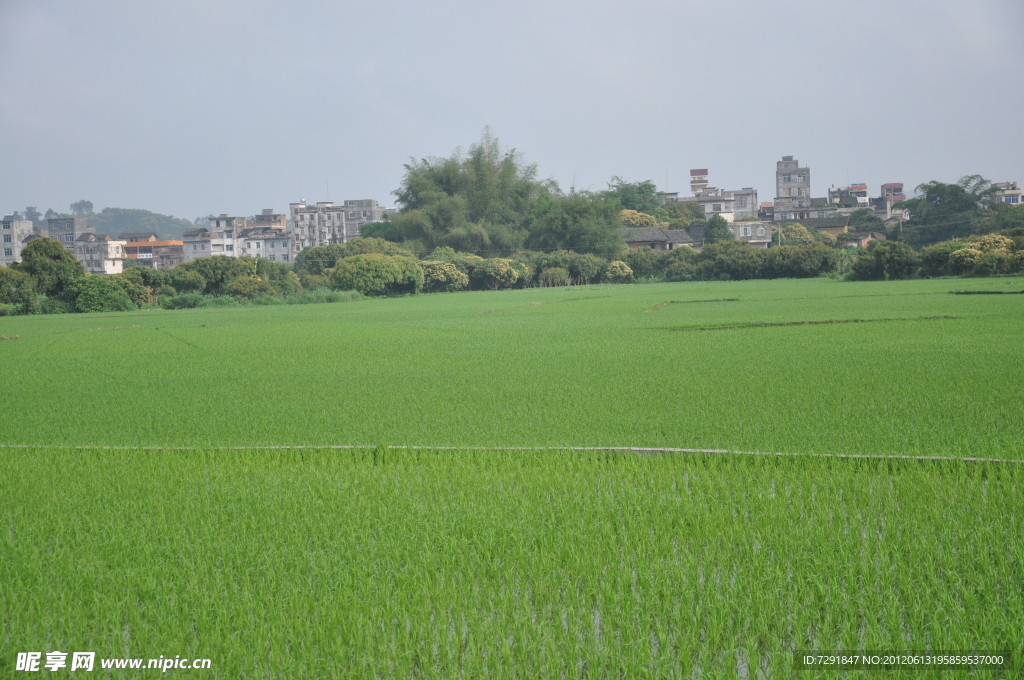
<box><xmin>85</xmin><ymin>208</ymin><xmax>196</xmax><ymax>240</ymax></box>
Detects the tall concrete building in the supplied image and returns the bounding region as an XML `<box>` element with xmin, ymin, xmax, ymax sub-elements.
<box><xmin>667</xmin><ymin>169</ymin><xmax>758</xmax><ymax>222</ymax></box>
<box><xmin>1</xmin><ymin>217</ymin><xmax>35</xmax><ymax>266</ymax></box>
<box><xmin>774</xmin><ymin>156</ymin><xmax>812</xmax><ymax>221</ymax></box>
<box><xmin>47</xmin><ymin>216</ymin><xmax>92</xmax><ymax>251</ymax></box>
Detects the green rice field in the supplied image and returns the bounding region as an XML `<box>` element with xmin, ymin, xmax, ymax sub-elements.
<box><xmin>3</xmin><ymin>277</ymin><xmax>1024</xmax><ymax>677</ymax></box>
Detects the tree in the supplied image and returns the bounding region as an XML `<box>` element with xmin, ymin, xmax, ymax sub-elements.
<box><xmin>169</xmin><ymin>269</ymin><xmax>206</xmax><ymax>293</ymax></box>
<box><xmin>472</xmin><ymin>258</ymin><xmax>520</xmax><ymax>290</ymax></box>
<box><xmin>762</xmin><ymin>244</ymin><xmax>838</xmax><ymax>278</ymax></box>
<box><xmin>225</xmin><ymin>277</ymin><xmax>277</xmax><ymax>300</ymax></box>
<box><xmin>662</xmin><ymin>201</ymin><xmax>704</xmax><ymax>228</ymax></box>
<box><xmin>61</xmin><ymin>276</ymin><xmax>135</xmax><ymax>313</ymax></box>
<box><xmin>421</xmin><ymin>261</ymin><xmax>469</xmax><ymax>293</ymax></box>
<box><xmin>623</xmin><ymin>248</ymin><xmax>668</xmax><ymax>279</ymax></box>
<box><xmin>70</xmin><ymin>200</ymin><xmax>94</xmax><ymax>215</ymax></box>
<box><xmin>850</xmin><ymin>241</ymin><xmax>919</xmax><ymax>280</ymax></box>
<box><xmin>12</xmin><ymin>237</ymin><xmax>85</xmax><ymax>296</ymax></box>
<box><xmin>538</xmin><ymin>267</ymin><xmax>570</xmax><ymax>286</ymax></box>
<box><xmin>703</xmin><ymin>215</ymin><xmax>735</xmax><ymax>244</ymax></box>
<box><xmin>620</xmin><ymin>210</ymin><xmax>663</xmax><ymax>229</ymax></box>
<box><xmin>0</xmin><ymin>266</ymin><xmax>39</xmax><ymax>314</ymax></box>
<box><xmin>603</xmin><ymin>261</ymin><xmax>633</xmax><ymax>283</ymax></box>
<box><xmin>525</xmin><ymin>192</ymin><xmax>624</xmax><ymax>258</ymax></box>
<box><xmin>174</xmin><ymin>256</ymin><xmax>253</xmax><ymax>295</ymax></box>
<box><xmin>694</xmin><ymin>241</ymin><xmax>764</xmax><ymax>280</ymax></box>
<box><xmin>848</xmin><ymin>208</ymin><xmax>884</xmax><ymax>231</ymax></box>
<box><xmin>773</xmin><ymin>223</ymin><xmax>817</xmax><ymax>246</ymax></box>
<box><xmin>329</xmin><ymin>254</ymin><xmax>423</xmax><ymax>296</ymax></box>
<box><xmin>895</xmin><ymin>175</ymin><xmax>997</xmax><ymax>245</ymax></box>
<box><xmin>24</xmin><ymin>207</ymin><xmax>41</xmax><ymax>224</ymax></box>
<box><xmin>601</xmin><ymin>177</ymin><xmax>665</xmax><ymax>216</ymax></box>
<box><xmin>294</xmin><ymin>239</ymin><xmax>416</xmax><ymax>276</ymax></box>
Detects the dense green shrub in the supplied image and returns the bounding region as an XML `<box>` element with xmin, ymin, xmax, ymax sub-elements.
<box><xmin>110</xmin><ymin>273</ymin><xmax>152</xmax><ymax>307</ymax></box>
<box><xmin>972</xmin><ymin>251</ymin><xmax>1015</xmax><ymax>276</ymax></box>
<box><xmin>255</xmin><ymin>259</ymin><xmax>302</xmax><ymax>296</ymax></box>
<box><xmin>174</xmin><ymin>257</ymin><xmax>252</xmax><ymax>295</ymax></box>
<box><xmin>159</xmin><ymin>293</ymin><xmax>239</xmax><ymax>309</ymax></box>
<box><xmin>39</xmin><ymin>297</ymin><xmax>70</xmax><ymax>314</ymax></box>
<box><xmin>538</xmin><ymin>267</ymin><xmax>570</xmax><ymax>287</ymax></box>
<box><xmin>603</xmin><ymin>261</ymin><xmax>633</xmax><ymax>283</ymax></box>
<box><xmin>169</xmin><ymin>269</ymin><xmax>206</xmax><ymax>293</ymax></box>
<box><xmin>472</xmin><ymin>258</ymin><xmax>520</xmax><ymax>290</ymax></box>
<box><xmin>919</xmin><ymin>240</ymin><xmax>970</xmax><ymax>277</ymax></box>
<box><xmin>947</xmin><ymin>248</ymin><xmax>983</xmax><ymax>275</ymax></box>
<box><xmin>0</xmin><ymin>266</ymin><xmax>39</xmax><ymax>314</ymax></box>
<box><xmin>299</xmin><ymin>273</ymin><xmax>331</xmax><ymax>291</ymax></box>
<box><xmin>623</xmin><ymin>248</ymin><xmax>667</xmax><ymax>279</ymax></box>
<box><xmin>329</xmin><ymin>254</ymin><xmax>423</xmax><ymax>296</ymax></box>
<box><xmin>762</xmin><ymin>244</ymin><xmax>838</xmax><ymax>279</ymax></box>
<box><xmin>421</xmin><ymin>261</ymin><xmax>469</xmax><ymax>293</ymax></box>
<box><xmin>294</xmin><ymin>238</ymin><xmax>416</xmax><ymax>276</ymax></box>
<box><xmin>11</xmin><ymin>238</ymin><xmax>85</xmax><ymax>296</ymax></box>
<box><xmin>0</xmin><ymin>303</ymin><xmax>17</xmax><ymax>316</ymax></box>
<box><xmin>694</xmin><ymin>241</ymin><xmax>764</xmax><ymax>280</ymax></box>
<box><xmin>62</xmin><ymin>276</ymin><xmax>135</xmax><ymax>313</ymax></box>
<box><xmin>225</xmin><ymin>277</ymin><xmax>278</xmax><ymax>300</ymax></box>
<box><xmin>850</xmin><ymin>241</ymin><xmax>919</xmax><ymax>281</ymax></box>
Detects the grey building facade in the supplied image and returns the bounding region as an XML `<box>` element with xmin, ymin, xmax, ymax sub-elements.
<box><xmin>774</xmin><ymin>156</ymin><xmax>813</xmax><ymax>221</ymax></box>
<box><xmin>1</xmin><ymin>217</ymin><xmax>35</xmax><ymax>266</ymax></box>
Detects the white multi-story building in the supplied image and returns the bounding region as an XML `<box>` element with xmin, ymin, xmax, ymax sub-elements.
<box><xmin>1</xmin><ymin>217</ymin><xmax>35</xmax><ymax>266</ymax></box>
<box><xmin>993</xmin><ymin>181</ymin><xmax>1021</xmax><ymax>206</ymax></box>
<box><xmin>238</xmin><ymin>227</ymin><xmax>295</xmax><ymax>262</ymax></box>
<box><xmin>73</xmin><ymin>233</ymin><xmax>126</xmax><ymax>275</ymax></box>
<box><xmin>664</xmin><ymin>169</ymin><xmax>758</xmax><ymax>223</ymax></box>
<box><xmin>289</xmin><ymin>199</ymin><xmax>387</xmax><ymax>249</ymax></box>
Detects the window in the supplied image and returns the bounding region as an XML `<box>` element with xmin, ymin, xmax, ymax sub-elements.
<box><xmin>349</xmin><ymin>211</ymin><xmax>355</xmax><ymax>217</ymax></box>
<box><xmin>797</xmin><ymin>174</ymin><xmax>806</xmax><ymax>183</ymax></box>
<box><xmin>757</xmin><ymin>227</ymin><xmax>765</xmax><ymax>236</ymax></box>
<box><xmin>362</xmin><ymin>210</ymin><xmax>367</xmax><ymax>217</ymax></box>
<box><xmin>737</xmin><ymin>197</ymin><xmax>747</xmax><ymax>207</ymax></box>
<box><xmin>1007</xmin><ymin>195</ymin><xmax>1020</xmax><ymax>204</ymax></box>
<box><xmin>782</xmin><ymin>188</ymin><xmax>791</xmax><ymax>197</ymax></box>
<box><xmin>2</xmin><ymin>223</ymin><xmax>10</xmax><ymax>229</ymax></box>
<box><xmin>283</xmin><ymin>255</ymin><xmax>289</xmax><ymax>261</ymax></box>
<box><xmin>201</xmin><ymin>244</ymin><xmax>206</xmax><ymax>250</ymax></box>
<box><xmin>270</xmin><ymin>241</ymin><xmax>275</xmax><ymax>248</ymax></box>
<box><xmin>782</xmin><ymin>175</ymin><xmax>791</xmax><ymax>183</ymax></box>
<box><xmin>817</xmin><ymin>211</ymin><xmax>826</xmax><ymax>218</ymax></box>
<box><xmin>256</xmin><ymin>242</ymin><xmax>260</xmax><ymax>248</ymax></box>
<box><xmin>741</xmin><ymin>226</ymin><xmax>751</xmax><ymax>237</ymax></box>
<box><xmin>3</xmin><ymin>248</ymin><xmax>11</xmax><ymax>257</ymax></box>
<box><xmin>193</xmin><ymin>244</ymin><xmax>198</xmax><ymax>251</ymax></box>
<box><xmin>65</xmin><ymin>234</ymin><xmax>74</xmax><ymax>242</ymax></box>
<box><xmin>712</xmin><ymin>204</ymin><xmax>722</xmax><ymax>212</ymax></box>
<box><xmin>3</xmin><ymin>234</ymin><xmax>10</xmax><ymax>243</ymax></box>
<box><xmin>226</xmin><ymin>245</ymin><xmax>234</xmax><ymax>251</ymax></box>
<box><xmin>269</xmin><ymin>254</ymin><xmax>276</xmax><ymax>261</ymax></box>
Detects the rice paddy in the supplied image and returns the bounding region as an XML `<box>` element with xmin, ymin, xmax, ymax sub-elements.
<box><xmin>2</xmin><ymin>276</ymin><xmax>1023</xmax><ymax>677</ymax></box>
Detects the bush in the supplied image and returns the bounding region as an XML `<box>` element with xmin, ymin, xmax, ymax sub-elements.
<box><xmin>110</xmin><ymin>274</ymin><xmax>152</xmax><ymax>307</ymax></box>
<box><xmin>0</xmin><ymin>266</ymin><xmax>39</xmax><ymax>314</ymax></box>
<box><xmin>623</xmin><ymin>248</ymin><xmax>668</xmax><ymax>279</ymax></box>
<box><xmin>472</xmin><ymin>258</ymin><xmax>520</xmax><ymax>290</ymax></box>
<box><xmin>603</xmin><ymin>261</ymin><xmax>633</xmax><ymax>283</ymax></box>
<box><xmin>39</xmin><ymin>297</ymin><xmax>70</xmax><ymax>314</ymax></box>
<box><xmin>972</xmin><ymin>251</ymin><xmax>1015</xmax><ymax>276</ymax></box>
<box><xmin>538</xmin><ymin>267</ymin><xmax>571</xmax><ymax>287</ymax></box>
<box><xmin>300</xmin><ymin>273</ymin><xmax>331</xmax><ymax>290</ymax></box>
<box><xmin>159</xmin><ymin>292</ymin><xmax>205</xmax><ymax>309</ymax></box>
<box><xmin>0</xmin><ymin>303</ymin><xmax>17</xmax><ymax>316</ymax></box>
<box><xmin>294</xmin><ymin>238</ymin><xmax>417</xmax><ymax>276</ymax></box>
<box><xmin>919</xmin><ymin>240</ymin><xmax>970</xmax><ymax>277</ymax></box>
<box><xmin>971</xmin><ymin>234</ymin><xmax>1014</xmax><ymax>253</ymax></box>
<box><xmin>62</xmin><ymin>276</ymin><xmax>135</xmax><ymax>313</ymax></box>
<box><xmin>664</xmin><ymin>260</ymin><xmax>696</xmax><ymax>281</ymax></box>
<box><xmin>850</xmin><ymin>241</ymin><xmax>919</xmax><ymax>281</ymax></box>
<box><xmin>947</xmin><ymin>248</ymin><xmax>983</xmax><ymax>275</ymax></box>
<box><xmin>169</xmin><ymin>269</ymin><xmax>206</xmax><ymax>293</ymax></box>
<box><xmin>173</xmin><ymin>257</ymin><xmax>252</xmax><ymax>295</ymax></box>
<box><xmin>421</xmin><ymin>261</ymin><xmax>469</xmax><ymax>293</ymax></box>
<box><xmin>762</xmin><ymin>244</ymin><xmax>838</xmax><ymax>279</ymax></box>
<box><xmin>225</xmin><ymin>277</ymin><xmax>278</xmax><ymax>300</ymax></box>
<box><xmin>329</xmin><ymin>254</ymin><xmax>423</xmax><ymax>296</ymax></box>
<box><xmin>694</xmin><ymin>241</ymin><xmax>764</xmax><ymax>280</ymax></box>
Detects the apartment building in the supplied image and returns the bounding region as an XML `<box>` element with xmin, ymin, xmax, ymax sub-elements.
<box><xmin>773</xmin><ymin>156</ymin><xmax>813</xmax><ymax>220</ymax></box>
<box><xmin>238</xmin><ymin>227</ymin><xmax>294</xmax><ymax>262</ymax></box>
<box><xmin>289</xmin><ymin>199</ymin><xmax>386</xmax><ymax>248</ymax></box>
<box><xmin>1</xmin><ymin>217</ymin><xmax>34</xmax><ymax>266</ymax></box>
<box><xmin>667</xmin><ymin>169</ymin><xmax>759</xmax><ymax>222</ymax></box>
<box><xmin>121</xmin><ymin>233</ymin><xmax>185</xmax><ymax>269</ymax></box>
<box><xmin>46</xmin><ymin>216</ymin><xmax>92</xmax><ymax>251</ymax></box>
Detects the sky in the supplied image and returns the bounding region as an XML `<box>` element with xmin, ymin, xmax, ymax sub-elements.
<box><xmin>1</xmin><ymin>0</ymin><xmax>1022</xmax><ymax>221</ymax></box>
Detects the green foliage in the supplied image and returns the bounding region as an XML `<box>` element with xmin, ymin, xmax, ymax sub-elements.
<box><xmin>848</xmin><ymin>208</ymin><xmax>885</xmax><ymax>230</ymax></box>
<box><xmin>619</xmin><ymin>209</ymin><xmax>663</xmax><ymax>228</ymax></box>
<box><xmin>662</xmin><ymin>201</ymin><xmax>705</xmax><ymax>228</ymax></box>
<box><xmin>254</xmin><ymin>259</ymin><xmax>302</xmax><ymax>296</ymax></box>
<box><xmin>538</xmin><ymin>267</ymin><xmax>570</xmax><ymax>287</ymax></box>
<box><xmin>703</xmin><ymin>215</ymin><xmax>735</xmax><ymax>244</ymax></box>
<box><xmin>294</xmin><ymin>239</ymin><xmax>417</xmax><ymax>276</ymax></box>
<box><xmin>601</xmin><ymin>177</ymin><xmax>665</xmax><ymax>216</ymax></box>
<box><xmin>0</xmin><ymin>266</ymin><xmax>39</xmax><ymax>314</ymax></box>
<box><xmin>525</xmin><ymin>192</ymin><xmax>624</xmax><ymax>258</ymax></box>
<box><xmin>174</xmin><ymin>256</ymin><xmax>253</xmax><ymax>295</ymax></box>
<box><xmin>694</xmin><ymin>240</ymin><xmax>762</xmax><ymax>280</ymax></box>
<box><xmin>12</xmin><ymin>237</ymin><xmax>85</xmax><ymax>296</ymax></box>
<box><xmin>109</xmin><ymin>273</ymin><xmax>152</xmax><ymax>307</ymax></box>
<box><xmin>225</xmin><ymin>277</ymin><xmax>278</xmax><ymax>300</ymax></box>
<box><xmin>850</xmin><ymin>241</ymin><xmax>920</xmax><ymax>280</ymax></box>
<box><xmin>61</xmin><ymin>275</ymin><xmax>135</xmax><ymax>313</ymax></box>
<box><xmin>84</xmin><ymin>207</ymin><xmax>195</xmax><ymax>240</ymax></box>
<box><xmin>472</xmin><ymin>258</ymin><xmax>520</xmax><ymax>290</ymax></box>
<box><xmin>895</xmin><ymin>175</ymin><xmax>997</xmax><ymax>245</ymax></box>
<box><xmin>762</xmin><ymin>244</ymin><xmax>838</xmax><ymax>279</ymax></box>
<box><xmin>159</xmin><ymin>293</ymin><xmax>239</xmax><ymax>309</ymax></box>
<box><xmin>919</xmin><ymin>240</ymin><xmax>970</xmax><ymax>277</ymax></box>
<box><xmin>603</xmin><ymin>260</ymin><xmax>633</xmax><ymax>283</ymax></box>
<box><xmin>169</xmin><ymin>269</ymin><xmax>206</xmax><ymax>294</ymax></box>
<box><xmin>773</xmin><ymin>222</ymin><xmax>816</xmax><ymax>246</ymax></box>
<box><xmin>421</xmin><ymin>260</ymin><xmax>469</xmax><ymax>293</ymax></box>
<box><xmin>329</xmin><ymin>254</ymin><xmax>424</xmax><ymax>296</ymax></box>
<box><xmin>623</xmin><ymin>248</ymin><xmax>668</xmax><ymax>279</ymax></box>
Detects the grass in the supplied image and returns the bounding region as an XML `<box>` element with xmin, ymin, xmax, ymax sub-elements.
<box><xmin>2</xmin><ymin>276</ymin><xmax>1024</xmax><ymax>677</ymax></box>
<box><xmin>2</xmin><ymin>448</ymin><xmax>1021</xmax><ymax>678</ymax></box>
<box><xmin>1</xmin><ymin>276</ymin><xmax>1023</xmax><ymax>458</ymax></box>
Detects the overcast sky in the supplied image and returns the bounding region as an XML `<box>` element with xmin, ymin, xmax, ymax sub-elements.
<box><xmin>1</xmin><ymin>0</ymin><xmax>1022</xmax><ymax>220</ymax></box>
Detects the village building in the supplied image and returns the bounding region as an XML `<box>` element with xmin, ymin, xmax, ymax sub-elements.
<box><xmin>621</xmin><ymin>227</ymin><xmax>695</xmax><ymax>250</ymax></box>
<box><xmin>992</xmin><ymin>181</ymin><xmax>1021</xmax><ymax>206</ymax></box>
<box><xmin>289</xmin><ymin>199</ymin><xmax>387</xmax><ymax>249</ymax></box>
<box><xmin>120</xmin><ymin>233</ymin><xmax>185</xmax><ymax>269</ymax></box>
<box><xmin>46</xmin><ymin>216</ymin><xmax>92</xmax><ymax>251</ymax></box>
<box><xmin>74</xmin><ymin>233</ymin><xmax>126</xmax><ymax>275</ymax></box>
<box><xmin>663</xmin><ymin>169</ymin><xmax>759</xmax><ymax>222</ymax></box>
<box><xmin>1</xmin><ymin>216</ymin><xmax>35</xmax><ymax>266</ymax></box>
